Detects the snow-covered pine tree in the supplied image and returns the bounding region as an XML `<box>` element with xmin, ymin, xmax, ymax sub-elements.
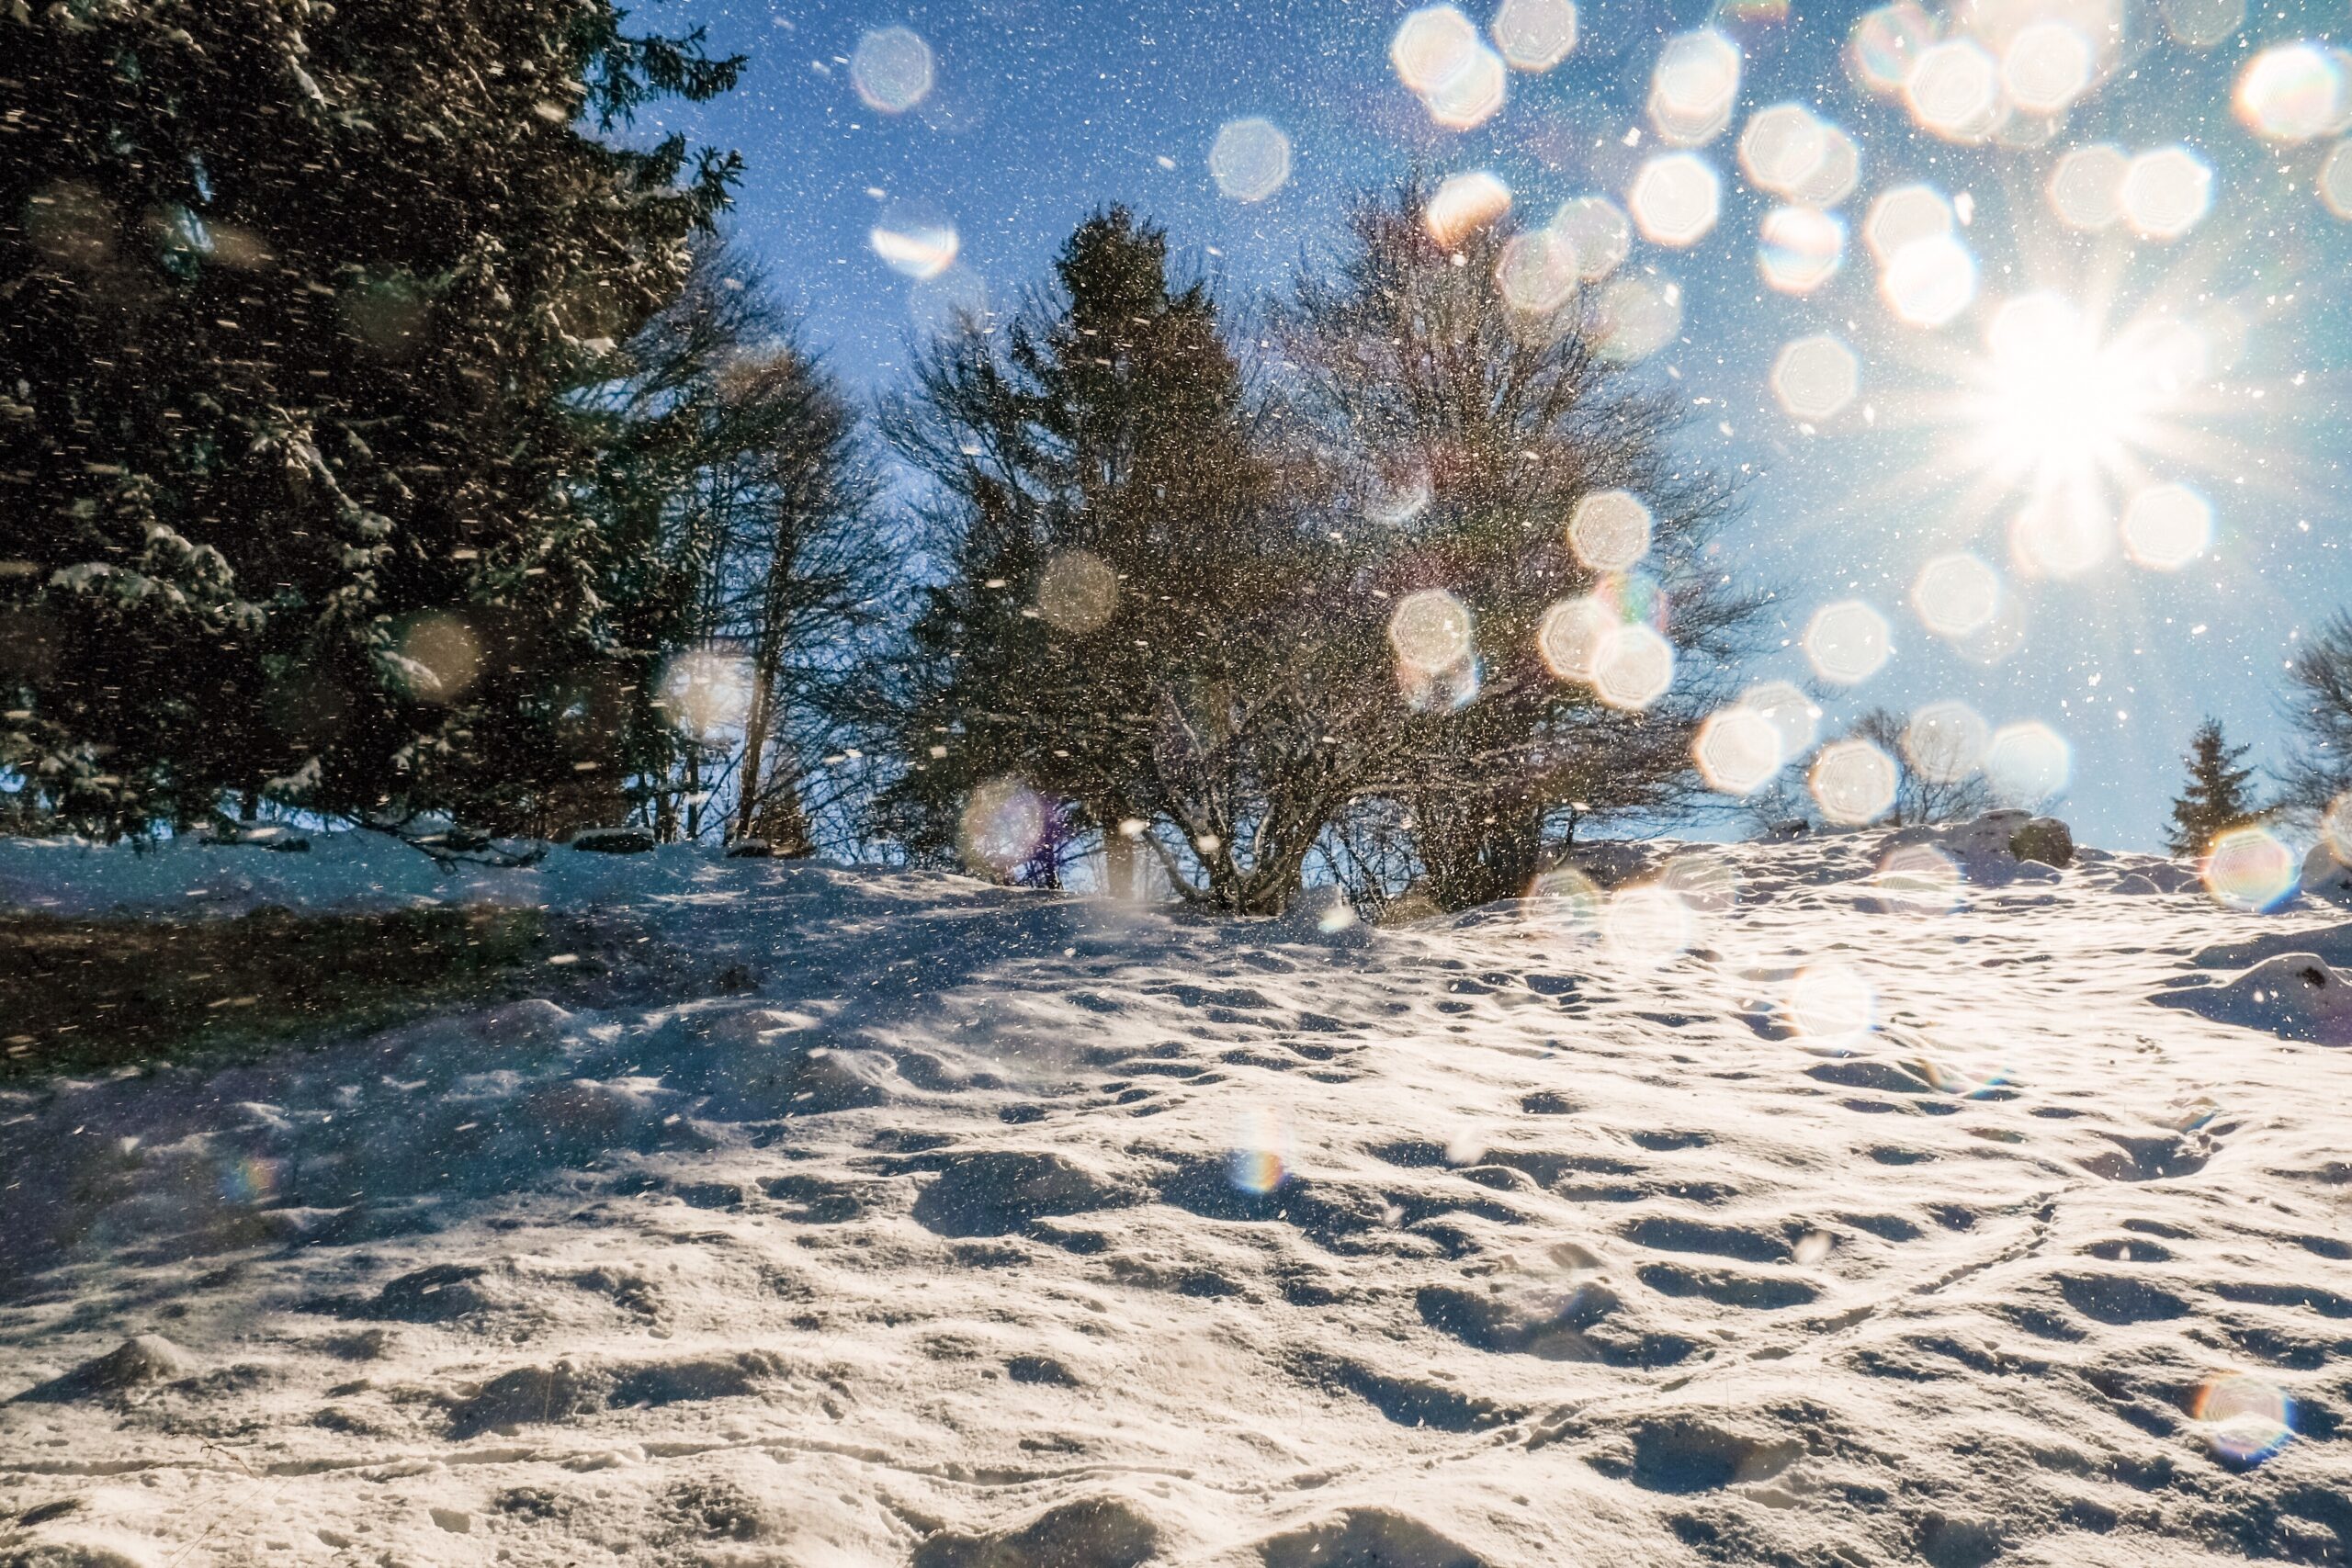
<box><xmin>2165</xmin><ymin>717</ymin><xmax>2260</xmax><ymax>858</ymax></box>
<box><xmin>0</xmin><ymin>0</ymin><xmax>740</xmax><ymax>836</ymax></box>
<box><xmin>876</xmin><ymin>209</ymin><xmax>1315</xmax><ymax>905</ymax></box>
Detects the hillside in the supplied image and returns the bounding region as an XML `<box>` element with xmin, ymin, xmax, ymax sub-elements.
<box><xmin>2</xmin><ymin>829</ymin><xmax>2347</xmax><ymax>1567</ymax></box>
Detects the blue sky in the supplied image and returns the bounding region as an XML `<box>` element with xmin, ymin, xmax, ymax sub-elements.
<box><xmin>634</xmin><ymin>0</ymin><xmax>2352</xmax><ymax>850</ymax></box>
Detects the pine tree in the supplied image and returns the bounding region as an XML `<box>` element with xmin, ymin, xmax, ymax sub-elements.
<box><xmin>0</xmin><ymin>0</ymin><xmax>741</xmax><ymax>836</ymax></box>
<box><xmin>876</xmin><ymin>209</ymin><xmax>1304</xmax><ymax>902</ymax></box>
<box><xmin>2165</xmin><ymin>718</ymin><xmax>2260</xmax><ymax>857</ymax></box>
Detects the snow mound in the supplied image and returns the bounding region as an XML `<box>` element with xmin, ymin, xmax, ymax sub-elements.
<box><xmin>5</xmin><ymin>835</ymin><xmax>2351</xmax><ymax>1565</ymax></box>
<box><xmin>2301</xmin><ymin>840</ymin><xmax>2352</xmax><ymax>909</ymax></box>
<box><xmin>2151</xmin><ymin>952</ymin><xmax>2352</xmax><ymax>1044</ymax></box>
<box><xmin>914</xmin><ymin>1495</ymin><xmax>1163</xmax><ymax>1568</ymax></box>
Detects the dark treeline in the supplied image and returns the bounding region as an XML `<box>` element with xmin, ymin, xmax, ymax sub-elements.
<box><xmin>16</xmin><ymin>4</ymin><xmax>2341</xmax><ymax>906</ymax></box>
<box><xmin>0</xmin><ymin>0</ymin><xmax>1764</xmax><ymax>915</ymax></box>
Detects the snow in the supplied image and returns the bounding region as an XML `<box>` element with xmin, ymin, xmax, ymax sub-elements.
<box><xmin>2301</xmin><ymin>841</ymin><xmax>2352</xmax><ymax>911</ymax></box>
<box><xmin>3</xmin><ymin>827</ymin><xmax>2350</xmax><ymax>1565</ymax></box>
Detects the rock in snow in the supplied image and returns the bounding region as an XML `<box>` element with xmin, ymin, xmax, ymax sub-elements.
<box><xmin>1</xmin><ymin>827</ymin><xmax>2348</xmax><ymax>1565</ymax></box>
<box><xmin>2301</xmin><ymin>840</ymin><xmax>2352</xmax><ymax>910</ymax></box>
<box><xmin>566</xmin><ymin>826</ymin><xmax>657</xmax><ymax>854</ymax></box>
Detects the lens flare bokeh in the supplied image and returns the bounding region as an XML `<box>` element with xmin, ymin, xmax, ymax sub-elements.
<box><xmin>1739</xmin><ymin>679</ymin><xmax>1821</xmax><ymax>760</ymax></box>
<box><xmin>2234</xmin><ymin>42</ymin><xmax>2352</xmax><ymax>142</ymax></box>
<box><xmin>1912</xmin><ymin>551</ymin><xmax>2002</xmax><ymax>640</ymax></box>
<box><xmin>2193</xmin><ymin>1373</ymin><xmax>2295</xmax><ymax>1466</ymax></box>
<box><xmin>2048</xmin><ymin>142</ymin><xmax>2132</xmax><ymax>230</ymax></box>
<box><xmin>1393</xmin><ymin>6</ymin><xmax>1509</xmax><ymax>129</ymax></box>
<box><xmin>1758</xmin><ymin>206</ymin><xmax>1846</xmax><ymax>294</ymax></box>
<box><xmin>1880</xmin><ymin>232</ymin><xmax>1978</xmax><ymax>327</ymax></box>
<box><xmin>390</xmin><ymin>613</ymin><xmax>483</xmax><ymax>705</ymax></box>
<box><xmin>1590</xmin><ymin>623</ymin><xmax>1674</xmax><ymax>710</ymax></box>
<box><xmin>1389</xmin><ymin>588</ymin><xmax>1476</xmax><ymax>673</ymax></box>
<box><xmin>1567</xmin><ymin>490</ymin><xmax>1652</xmax><ymax>572</ymax></box>
<box><xmin>1647</xmin><ymin>28</ymin><xmax>1741</xmax><ymax>148</ymax></box>
<box><xmin>960</xmin><ymin>777</ymin><xmax>1048</xmax><ymax>875</ymax></box>
<box><xmin>2200</xmin><ymin>825</ymin><xmax>2298</xmax><ymax>912</ymax></box>
<box><xmin>850</xmin><ymin>27</ymin><xmax>935</xmax><ymax>114</ymax></box>
<box><xmin>1863</xmin><ymin>182</ymin><xmax>1955</xmax><ymax>265</ymax></box>
<box><xmin>1523</xmin><ymin>863</ymin><xmax>1604</xmax><ymax>937</ymax></box>
<box><xmin>1489</xmin><ymin>0</ymin><xmax>1577</xmax><ymax>73</ymax></box>
<box><xmin>1209</xmin><ymin>118</ymin><xmax>1292</xmax><ymax>202</ymax></box>
<box><xmin>1424</xmin><ymin>171</ymin><xmax>1512</xmax><ymax>246</ymax></box>
<box><xmin>1694</xmin><ymin>705</ymin><xmax>1783</xmax><ymax>795</ymax></box>
<box><xmin>1876</xmin><ymin>842</ymin><xmax>1962</xmax><ymax>916</ymax></box>
<box><xmin>2120</xmin><ymin>483</ymin><xmax>2212</xmax><ymax>570</ymax></box>
<box><xmin>1392</xmin><ymin>6</ymin><xmax>1480</xmax><ymax>96</ymax></box>
<box><xmin>1629</xmin><ymin>153</ymin><xmax>1722</xmax><ymax>247</ymax></box>
<box><xmin>1586</xmin><ymin>276</ymin><xmax>1681</xmax><ymax>363</ymax></box>
<box><xmin>1036</xmin><ymin>549</ymin><xmax>1121</xmax><ymax>634</ymax></box>
<box><xmin>1787</xmin><ymin>963</ymin><xmax>1875</xmax><ymax>1042</ymax></box>
<box><xmin>1602</xmin><ymin>881</ymin><xmax>1695</xmax><ymax>967</ymax></box>
<box><xmin>219</xmin><ymin>1154</ymin><xmax>283</xmax><ymax>1205</ymax></box>
<box><xmin>1739</xmin><ymin>103</ymin><xmax>1822</xmax><ymax>193</ymax></box>
<box><xmin>2120</xmin><ymin>145</ymin><xmax>2213</xmax><ymax>238</ymax></box>
<box><xmin>1905</xmin><ymin>39</ymin><xmax>2003</xmax><ymax>144</ymax></box>
<box><xmin>1810</xmin><ymin>738</ymin><xmax>1898</xmax><ymax>825</ymax></box>
<box><xmin>1803</xmin><ymin>599</ymin><xmax>1892</xmax><ymax>685</ymax></box>
<box><xmin>871</xmin><ymin>209</ymin><xmax>960</xmax><ymax>279</ymax></box>
<box><xmin>1849</xmin><ymin>3</ymin><xmax>1934</xmax><ymax>97</ymax></box>
<box><xmin>1537</xmin><ymin>595</ymin><xmax>1613</xmax><ymax>683</ymax></box>
<box><xmin>1770</xmin><ymin>333</ymin><xmax>1860</xmax><ymax>423</ymax></box>
<box><xmin>1227</xmin><ymin>1107</ymin><xmax>1294</xmax><ymax>1195</ymax></box>
<box><xmin>1495</xmin><ymin>229</ymin><xmax>1580</xmax><ymax>314</ymax></box>
<box><xmin>1903</xmin><ymin>700</ymin><xmax>1990</xmax><ymax>784</ymax></box>
<box><xmin>1984</xmin><ymin>721</ymin><xmax>2072</xmax><ymax>805</ymax></box>
<box><xmin>659</xmin><ymin>649</ymin><xmax>753</xmax><ymax>736</ymax></box>
<box><xmin>1550</xmin><ymin>196</ymin><xmax>1630</xmax><ymax>280</ymax></box>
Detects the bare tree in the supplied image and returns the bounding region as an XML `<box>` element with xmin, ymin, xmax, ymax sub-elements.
<box><xmin>1273</xmin><ymin>179</ymin><xmax>1765</xmax><ymax>908</ymax></box>
<box><xmin>1845</xmin><ymin>708</ymin><xmax>1993</xmax><ymax>826</ymax></box>
<box><xmin>594</xmin><ymin>243</ymin><xmax>891</xmax><ymax>852</ymax></box>
<box><xmin>2278</xmin><ymin>612</ymin><xmax>2352</xmax><ymax>821</ymax></box>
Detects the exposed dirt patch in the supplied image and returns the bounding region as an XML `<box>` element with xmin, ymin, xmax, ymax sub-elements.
<box><xmin>0</xmin><ymin>904</ymin><xmax>653</xmax><ymax>1077</ymax></box>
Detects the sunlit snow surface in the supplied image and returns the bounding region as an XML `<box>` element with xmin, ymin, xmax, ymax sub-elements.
<box><xmin>3</xmin><ymin>835</ymin><xmax>2350</xmax><ymax>1563</ymax></box>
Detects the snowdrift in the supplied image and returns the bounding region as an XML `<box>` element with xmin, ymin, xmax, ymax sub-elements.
<box><xmin>2</xmin><ymin>826</ymin><xmax>2348</xmax><ymax>1566</ymax></box>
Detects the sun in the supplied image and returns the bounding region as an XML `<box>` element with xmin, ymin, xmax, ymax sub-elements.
<box><xmin>1875</xmin><ymin>267</ymin><xmax>2258</xmax><ymax>586</ymax></box>
<box><xmin>1971</xmin><ymin>296</ymin><xmax>2151</xmax><ymax>481</ymax></box>
<box><xmin>1954</xmin><ymin>292</ymin><xmax>2199</xmax><ymax>494</ymax></box>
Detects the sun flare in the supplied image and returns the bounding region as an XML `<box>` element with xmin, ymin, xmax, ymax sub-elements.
<box><xmin>1938</xmin><ymin>284</ymin><xmax>2236</xmax><ymax>511</ymax></box>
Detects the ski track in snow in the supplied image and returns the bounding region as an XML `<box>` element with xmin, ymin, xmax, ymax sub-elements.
<box><xmin>1</xmin><ymin>832</ymin><xmax>2349</xmax><ymax>1566</ymax></box>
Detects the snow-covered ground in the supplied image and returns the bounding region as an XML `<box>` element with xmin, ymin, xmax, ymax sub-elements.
<box><xmin>3</xmin><ymin>828</ymin><xmax>2349</xmax><ymax>1567</ymax></box>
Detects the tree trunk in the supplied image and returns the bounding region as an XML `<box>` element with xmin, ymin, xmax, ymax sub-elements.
<box><xmin>736</xmin><ymin>510</ymin><xmax>801</xmax><ymax>846</ymax></box>
<box><xmin>1417</xmin><ymin>794</ymin><xmax>1544</xmax><ymax>911</ymax></box>
<box><xmin>1101</xmin><ymin>815</ymin><xmax>1147</xmax><ymax>901</ymax></box>
<box><xmin>750</xmin><ymin>758</ymin><xmax>817</xmax><ymax>857</ymax></box>
<box><xmin>735</xmin><ymin>666</ymin><xmax>776</xmax><ymax>845</ymax></box>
